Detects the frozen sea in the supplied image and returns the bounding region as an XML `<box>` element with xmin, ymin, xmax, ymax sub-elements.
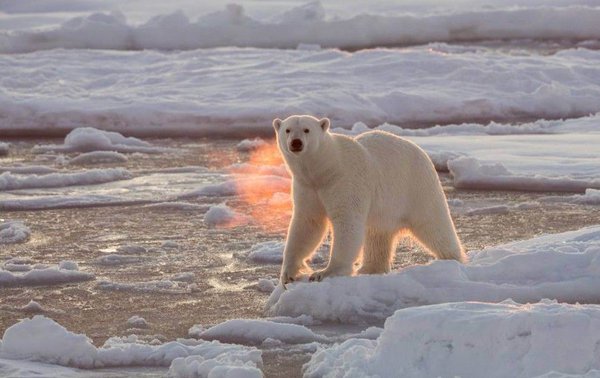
<box><xmin>1</xmin><ymin>1</ymin><xmax>600</xmax><ymax>377</ymax></box>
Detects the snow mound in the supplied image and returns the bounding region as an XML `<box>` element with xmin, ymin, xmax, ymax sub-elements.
<box><xmin>168</xmin><ymin>353</ymin><xmax>263</xmax><ymax>378</ymax></box>
<box><xmin>236</xmin><ymin>138</ymin><xmax>267</xmax><ymax>152</ymax></box>
<box><xmin>0</xmin><ymin>316</ymin><xmax>263</xmax><ymax>372</ymax></box>
<box><xmin>68</xmin><ymin>151</ymin><xmax>128</xmax><ymax>165</ymax></box>
<box><xmin>0</xmin><ymin>316</ymin><xmax>98</xmax><ymax>368</ymax></box>
<box><xmin>143</xmin><ymin>202</ymin><xmax>208</xmax><ymax>211</ymax></box>
<box><xmin>200</xmin><ymin>319</ymin><xmax>327</xmax><ymax>346</ymax></box>
<box><xmin>236</xmin><ymin>241</ymin><xmax>326</xmax><ymax>265</ymax></box>
<box><xmin>0</xmin><ymin>142</ymin><xmax>9</xmax><ymax>156</ymax></box>
<box><xmin>267</xmin><ymin>226</ymin><xmax>600</xmax><ymax>323</ymax></box>
<box><xmin>0</xmin><ymin>220</ymin><xmax>31</xmax><ymax>244</ymax></box>
<box><xmin>0</xmin><ymin>168</ymin><xmax>132</xmax><ymax>190</ymax></box>
<box><xmin>0</xmin><ymin>165</ymin><xmax>58</xmax><ymax>174</ymax></box>
<box><xmin>541</xmin><ymin>188</ymin><xmax>600</xmax><ymax>206</ymax></box>
<box><xmin>0</xmin><ymin>194</ymin><xmax>148</xmax><ymax>211</ymax></box>
<box><xmin>449</xmin><ymin>157</ymin><xmax>600</xmax><ymax>193</ymax></box>
<box><xmin>257</xmin><ymin>278</ymin><xmax>277</xmax><ymax>293</ymax></box>
<box><xmin>204</xmin><ymin>203</ymin><xmax>248</xmax><ymax>229</ymax></box>
<box><xmin>126</xmin><ymin>316</ymin><xmax>148</xmax><ymax>329</ymax></box>
<box><xmin>94</xmin><ymin>254</ymin><xmax>141</xmax><ymax>266</ymax></box>
<box><xmin>181</xmin><ymin>176</ymin><xmax>291</xmax><ymax>199</ymax></box>
<box><xmin>304</xmin><ymin>300</ymin><xmax>600</xmax><ymax>378</ymax></box>
<box><xmin>466</xmin><ymin>205</ymin><xmax>510</xmax><ymax>216</ymax></box>
<box><xmin>96</xmin><ymin>279</ymin><xmax>193</xmax><ymax>294</ymax></box>
<box><xmin>33</xmin><ymin>127</ymin><xmax>170</xmax><ymax>154</ymax></box>
<box><xmin>4</xmin><ymin>5</ymin><xmax>600</xmax><ymax>53</ymax></box>
<box><xmin>21</xmin><ymin>300</ymin><xmax>44</xmax><ymax>313</ymax></box>
<box><xmin>0</xmin><ymin>263</ymin><xmax>94</xmax><ymax>288</ymax></box>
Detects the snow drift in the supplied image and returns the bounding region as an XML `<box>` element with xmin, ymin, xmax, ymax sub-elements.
<box><xmin>304</xmin><ymin>300</ymin><xmax>600</xmax><ymax>378</ymax></box>
<box><xmin>0</xmin><ymin>262</ymin><xmax>94</xmax><ymax>288</ymax></box>
<box><xmin>3</xmin><ymin>4</ymin><xmax>600</xmax><ymax>53</ymax></box>
<box><xmin>0</xmin><ymin>220</ymin><xmax>31</xmax><ymax>244</ymax></box>
<box><xmin>0</xmin><ymin>168</ymin><xmax>132</xmax><ymax>190</ymax></box>
<box><xmin>267</xmin><ymin>226</ymin><xmax>600</xmax><ymax>323</ymax></box>
<box><xmin>3</xmin><ymin>46</ymin><xmax>600</xmax><ymax>137</ymax></box>
<box><xmin>0</xmin><ymin>315</ymin><xmax>263</xmax><ymax>375</ymax></box>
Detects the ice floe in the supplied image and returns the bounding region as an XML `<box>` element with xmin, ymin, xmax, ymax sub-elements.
<box><xmin>0</xmin><ymin>168</ymin><xmax>132</xmax><ymax>190</ymax></box>
<box><xmin>0</xmin><ymin>262</ymin><xmax>94</xmax><ymax>288</ymax></box>
<box><xmin>304</xmin><ymin>300</ymin><xmax>600</xmax><ymax>378</ymax></box>
<box><xmin>0</xmin><ymin>220</ymin><xmax>31</xmax><ymax>244</ymax></box>
<box><xmin>0</xmin><ymin>315</ymin><xmax>262</xmax><ymax>374</ymax></box>
<box><xmin>267</xmin><ymin>226</ymin><xmax>600</xmax><ymax>323</ymax></box>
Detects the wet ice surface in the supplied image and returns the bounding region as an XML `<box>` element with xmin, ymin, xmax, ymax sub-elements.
<box><xmin>1</xmin><ymin>137</ymin><xmax>599</xmax><ymax>377</ymax></box>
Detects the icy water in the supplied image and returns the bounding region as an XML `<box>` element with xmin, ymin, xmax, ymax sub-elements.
<box><xmin>2</xmin><ymin>1</ymin><xmax>600</xmax><ymax>376</ymax></box>
<box><xmin>1</xmin><ymin>137</ymin><xmax>599</xmax><ymax>377</ymax></box>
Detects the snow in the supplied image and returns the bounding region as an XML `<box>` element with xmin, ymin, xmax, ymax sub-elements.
<box><xmin>0</xmin><ymin>220</ymin><xmax>31</xmax><ymax>244</ymax></box>
<box><xmin>541</xmin><ymin>188</ymin><xmax>600</xmax><ymax>206</ymax></box>
<box><xmin>449</xmin><ymin>157</ymin><xmax>600</xmax><ymax>193</ymax></box>
<box><xmin>58</xmin><ymin>260</ymin><xmax>79</xmax><ymax>271</ymax></box>
<box><xmin>21</xmin><ymin>300</ymin><xmax>45</xmax><ymax>313</ymax></box>
<box><xmin>181</xmin><ymin>176</ymin><xmax>291</xmax><ymax>199</ymax></box>
<box><xmin>304</xmin><ymin>300</ymin><xmax>600</xmax><ymax>378</ymax></box>
<box><xmin>203</xmin><ymin>203</ymin><xmax>248</xmax><ymax>228</ymax></box>
<box><xmin>236</xmin><ymin>138</ymin><xmax>267</xmax><ymax>152</ymax></box>
<box><xmin>0</xmin><ymin>315</ymin><xmax>263</xmax><ymax>374</ymax></box>
<box><xmin>168</xmin><ymin>353</ymin><xmax>263</xmax><ymax>378</ymax></box>
<box><xmin>267</xmin><ymin>225</ymin><xmax>600</xmax><ymax>323</ymax></box>
<box><xmin>0</xmin><ymin>168</ymin><xmax>132</xmax><ymax>190</ymax></box>
<box><xmin>257</xmin><ymin>278</ymin><xmax>276</xmax><ymax>293</ymax></box>
<box><xmin>0</xmin><ymin>165</ymin><xmax>58</xmax><ymax>174</ymax></box>
<box><xmin>465</xmin><ymin>204</ymin><xmax>510</xmax><ymax>216</ymax></box>
<box><xmin>3</xmin><ymin>46</ymin><xmax>600</xmax><ymax>137</ymax></box>
<box><xmin>3</xmin><ymin>3</ymin><xmax>600</xmax><ymax>54</ymax></box>
<box><xmin>0</xmin><ymin>263</ymin><xmax>94</xmax><ymax>288</ymax></box>
<box><xmin>97</xmin><ymin>279</ymin><xmax>193</xmax><ymax>294</ymax></box>
<box><xmin>199</xmin><ymin>319</ymin><xmax>328</xmax><ymax>346</ymax></box>
<box><xmin>33</xmin><ymin>127</ymin><xmax>170</xmax><ymax>154</ymax></box>
<box><xmin>235</xmin><ymin>241</ymin><xmax>325</xmax><ymax>265</ymax></box>
<box><xmin>143</xmin><ymin>202</ymin><xmax>208</xmax><ymax>211</ymax></box>
<box><xmin>188</xmin><ymin>325</ymin><xmax>206</xmax><ymax>339</ymax></box>
<box><xmin>94</xmin><ymin>254</ymin><xmax>141</xmax><ymax>266</ymax></box>
<box><xmin>126</xmin><ymin>316</ymin><xmax>148</xmax><ymax>329</ymax></box>
<box><xmin>0</xmin><ymin>142</ymin><xmax>9</xmax><ymax>156</ymax></box>
<box><xmin>68</xmin><ymin>151</ymin><xmax>128</xmax><ymax>165</ymax></box>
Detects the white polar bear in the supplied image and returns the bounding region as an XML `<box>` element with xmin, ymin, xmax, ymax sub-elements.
<box><xmin>274</xmin><ymin>115</ymin><xmax>466</xmax><ymax>284</ymax></box>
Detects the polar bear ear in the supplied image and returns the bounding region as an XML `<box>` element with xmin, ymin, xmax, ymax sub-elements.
<box><xmin>319</xmin><ymin>118</ymin><xmax>330</xmax><ymax>132</ymax></box>
<box><xmin>272</xmin><ymin>118</ymin><xmax>282</xmax><ymax>132</ymax></box>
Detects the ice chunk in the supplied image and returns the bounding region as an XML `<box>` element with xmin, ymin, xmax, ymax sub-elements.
<box><xmin>304</xmin><ymin>301</ymin><xmax>600</xmax><ymax>378</ymax></box>
<box><xmin>0</xmin><ymin>221</ymin><xmax>31</xmax><ymax>244</ymax></box>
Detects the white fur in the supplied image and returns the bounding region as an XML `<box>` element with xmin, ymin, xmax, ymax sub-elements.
<box><xmin>274</xmin><ymin>115</ymin><xmax>466</xmax><ymax>284</ymax></box>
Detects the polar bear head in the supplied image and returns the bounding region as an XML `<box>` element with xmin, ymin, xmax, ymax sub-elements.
<box><xmin>272</xmin><ymin>115</ymin><xmax>330</xmax><ymax>158</ymax></box>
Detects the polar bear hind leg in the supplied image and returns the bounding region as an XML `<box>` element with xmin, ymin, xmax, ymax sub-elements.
<box><xmin>409</xmin><ymin>211</ymin><xmax>466</xmax><ymax>263</ymax></box>
<box><xmin>358</xmin><ymin>229</ymin><xmax>396</xmax><ymax>274</ymax></box>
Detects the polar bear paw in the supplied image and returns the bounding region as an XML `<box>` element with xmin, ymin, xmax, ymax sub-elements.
<box><xmin>309</xmin><ymin>266</ymin><xmax>352</xmax><ymax>282</ymax></box>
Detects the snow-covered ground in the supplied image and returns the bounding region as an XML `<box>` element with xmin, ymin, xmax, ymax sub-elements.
<box><xmin>267</xmin><ymin>226</ymin><xmax>600</xmax><ymax>323</ymax></box>
<box><xmin>2</xmin><ymin>1</ymin><xmax>600</xmax><ymax>376</ymax></box>
<box><xmin>3</xmin><ymin>46</ymin><xmax>600</xmax><ymax>136</ymax></box>
<box><xmin>3</xmin><ymin>226</ymin><xmax>600</xmax><ymax>377</ymax></box>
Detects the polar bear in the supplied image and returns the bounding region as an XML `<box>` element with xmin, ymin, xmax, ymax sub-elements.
<box><xmin>274</xmin><ymin>115</ymin><xmax>466</xmax><ymax>284</ymax></box>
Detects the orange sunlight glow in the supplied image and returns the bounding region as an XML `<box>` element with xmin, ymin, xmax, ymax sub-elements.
<box><xmin>230</xmin><ymin>140</ymin><xmax>292</xmax><ymax>229</ymax></box>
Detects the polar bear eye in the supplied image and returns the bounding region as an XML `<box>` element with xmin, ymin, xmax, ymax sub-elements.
<box><xmin>285</xmin><ymin>129</ymin><xmax>290</xmax><ymax>134</ymax></box>
<box><xmin>304</xmin><ymin>129</ymin><xmax>309</xmax><ymax>133</ymax></box>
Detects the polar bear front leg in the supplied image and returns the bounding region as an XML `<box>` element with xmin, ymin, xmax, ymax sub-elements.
<box><xmin>309</xmin><ymin>217</ymin><xmax>365</xmax><ymax>282</ymax></box>
<box><xmin>280</xmin><ymin>213</ymin><xmax>327</xmax><ymax>285</ymax></box>
<box><xmin>280</xmin><ymin>186</ymin><xmax>328</xmax><ymax>285</ymax></box>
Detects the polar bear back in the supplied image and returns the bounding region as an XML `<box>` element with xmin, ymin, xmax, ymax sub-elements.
<box><xmin>352</xmin><ymin>131</ymin><xmax>447</xmax><ymax>230</ymax></box>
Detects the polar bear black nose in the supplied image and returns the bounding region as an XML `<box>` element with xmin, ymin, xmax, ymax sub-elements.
<box><xmin>290</xmin><ymin>139</ymin><xmax>303</xmax><ymax>152</ymax></box>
